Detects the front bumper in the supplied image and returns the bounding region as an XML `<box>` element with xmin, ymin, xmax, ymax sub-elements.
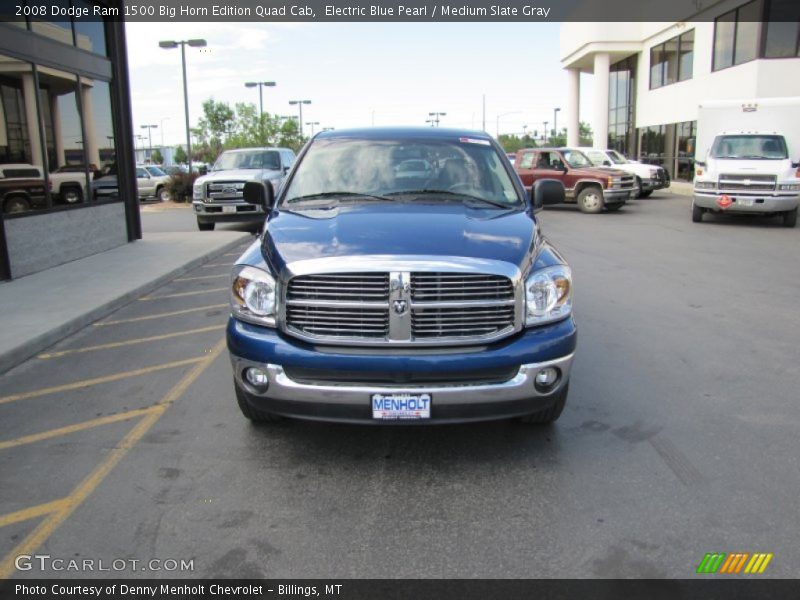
<box><xmin>193</xmin><ymin>201</ymin><xmax>265</xmax><ymax>222</ymax></box>
<box><xmin>693</xmin><ymin>192</ymin><xmax>799</xmax><ymax>213</ymax></box>
<box><xmin>227</xmin><ymin>317</ymin><xmax>577</xmax><ymax>424</ymax></box>
<box><xmin>640</xmin><ymin>177</ymin><xmax>669</xmax><ymax>192</ymax></box>
<box><xmin>604</xmin><ymin>189</ymin><xmax>634</xmax><ymax>203</ymax></box>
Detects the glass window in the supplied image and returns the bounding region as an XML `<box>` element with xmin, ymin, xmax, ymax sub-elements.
<box><xmin>31</xmin><ymin>0</ymin><xmax>74</xmax><ymax>45</ymax></box>
<box><xmin>80</xmin><ymin>79</ymin><xmax>118</xmax><ymax>201</ymax></box>
<box><xmin>518</xmin><ymin>152</ymin><xmax>534</xmax><ymax>169</ymax></box>
<box><xmin>764</xmin><ymin>21</ymin><xmax>800</xmax><ymax>57</ymax></box>
<box><xmin>714</xmin><ymin>10</ymin><xmax>736</xmax><ymax>70</ymax></box>
<box><xmin>664</xmin><ymin>38</ymin><xmax>679</xmax><ymax>85</ymax></box>
<box><xmin>735</xmin><ymin>2</ymin><xmax>761</xmax><ymax>64</ymax></box>
<box><xmin>679</xmin><ymin>30</ymin><xmax>694</xmax><ymax>80</ymax></box>
<box><xmin>73</xmin><ymin>1</ymin><xmax>107</xmax><ymax>56</ymax></box>
<box><xmin>650</xmin><ymin>45</ymin><xmax>665</xmax><ymax>89</ymax></box>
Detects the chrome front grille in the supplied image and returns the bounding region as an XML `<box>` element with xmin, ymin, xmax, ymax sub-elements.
<box><xmin>719</xmin><ymin>174</ymin><xmax>776</xmax><ymax>192</ymax></box>
<box><xmin>206</xmin><ymin>181</ymin><xmax>246</xmax><ymax>202</ymax></box>
<box><xmin>619</xmin><ymin>175</ymin><xmax>636</xmax><ymax>189</ymax></box>
<box><xmin>284</xmin><ymin>270</ymin><xmax>518</xmax><ymax>345</ymax></box>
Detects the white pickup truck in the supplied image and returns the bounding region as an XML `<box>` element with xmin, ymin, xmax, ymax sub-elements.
<box><xmin>692</xmin><ymin>97</ymin><xmax>800</xmax><ymax>227</ymax></box>
<box><xmin>578</xmin><ymin>147</ymin><xmax>670</xmax><ymax>198</ymax></box>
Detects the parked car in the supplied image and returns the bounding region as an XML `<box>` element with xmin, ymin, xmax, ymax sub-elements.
<box><xmin>136</xmin><ymin>165</ymin><xmax>171</xmax><ymax>201</ymax></box>
<box><xmin>507</xmin><ymin>153</ymin><xmax>517</xmax><ymax>166</ymax></box>
<box><xmin>395</xmin><ymin>158</ymin><xmax>433</xmax><ymax>179</ymax></box>
<box><xmin>578</xmin><ymin>147</ymin><xmax>669</xmax><ymax>198</ymax></box>
<box><xmin>0</xmin><ymin>165</ymin><xmax>47</xmax><ymax>214</ymax></box>
<box><xmin>514</xmin><ymin>147</ymin><xmax>636</xmax><ymax>212</ymax></box>
<box><xmin>192</xmin><ymin>147</ymin><xmax>296</xmax><ymax>231</ymax></box>
<box><xmin>692</xmin><ymin>97</ymin><xmax>799</xmax><ymax>227</ymax></box>
<box><xmin>226</xmin><ymin>127</ymin><xmax>577</xmax><ymax>425</ymax></box>
<box><xmin>49</xmin><ymin>164</ymin><xmax>99</xmax><ymax>204</ymax></box>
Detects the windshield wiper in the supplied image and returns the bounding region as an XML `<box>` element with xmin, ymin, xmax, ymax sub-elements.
<box><xmin>287</xmin><ymin>191</ymin><xmax>393</xmax><ymax>204</ymax></box>
<box><xmin>387</xmin><ymin>189</ymin><xmax>514</xmax><ymax>209</ymax></box>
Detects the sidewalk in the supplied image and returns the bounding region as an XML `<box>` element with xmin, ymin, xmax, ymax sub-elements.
<box><xmin>0</xmin><ymin>230</ymin><xmax>253</xmax><ymax>374</ymax></box>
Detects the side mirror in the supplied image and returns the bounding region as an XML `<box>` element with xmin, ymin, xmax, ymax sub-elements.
<box><xmin>603</xmin><ymin>160</ymin><xmax>611</xmax><ymax>166</ymax></box>
<box><xmin>243</xmin><ymin>181</ymin><xmax>275</xmax><ymax>211</ymax></box>
<box><xmin>531</xmin><ymin>179</ymin><xmax>565</xmax><ymax>214</ymax></box>
<box><xmin>198</xmin><ymin>165</ymin><xmax>208</xmax><ymax>176</ymax></box>
<box><xmin>695</xmin><ymin>160</ymin><xmax>706</xmax><ymax>168</ymax></box>
<box><xmin>283</xmin><ymin>166</ymin><xmax>291</xmax><ymax>174</ymax></box>
<box><xmin>792</xmin><ymin>161</ymin><xmax>799</xmax><ymax>169</ymax></box>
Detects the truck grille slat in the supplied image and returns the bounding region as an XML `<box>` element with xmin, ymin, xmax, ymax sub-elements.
<box><xmin>719</xmin><ymin>174</ymin><xmax>776</xmax><ymax>192</ymax></box>
<box><xmin>285</xmin><ymin>271</ymin><xmax>516</xmax><ymax>343</ymax></box>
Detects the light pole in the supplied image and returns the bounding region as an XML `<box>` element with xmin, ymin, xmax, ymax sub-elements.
<box><xmin>288</xmin><ymin>100</ymin><xmax>312</xmax><ymax>136</ymax></box>
<box><xmin>428</xmin><ymin>111</ymin><xmax>446</xmax><ymax>127</ymax></box>
<box><xmin>159</xmin><ymin>117</ymin><xmax>169</xmax><ymax>147</ymax></box>
<box><xmin>553</xmin><ymin>107</ymin><xmax>561</xmax><ymax>144</ymax></box>
<box><xmin>542</xmin><ymin>121</ymin><xmax>549</xmax><ymax>144</ymax></box>
<box><xmin>496</xmin><ymin>111</ymin><xmax>520</xmax><ymax>138</ymax></box>
<box><xmin>159</xmin><ymin>38</ymin><xmax>207</xmax><ymax>173</ymax></box>
<box><xmin>245</xmin><ymin>81</ymin><xmax>276</xmax><ymax>144</ymax></box>
<box><xmin>305</xmin><ymin>121</ymin><xmax>320</xmax><ymax>136</ymax></box>
<box><xmin>141</xmin><ymin>124</ymin><xmax>157</xmax><ymax>160</ymax></box>
<box><xmin>425</xmin><ymin>119</ymin><xmax>435</xmax><ymax>127</ymax></box>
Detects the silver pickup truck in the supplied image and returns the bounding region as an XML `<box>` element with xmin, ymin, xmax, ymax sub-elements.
<box><xmin>192</xmin><ymin>147</ymin><xmax>296</xmax><ymax>231</ymax></box>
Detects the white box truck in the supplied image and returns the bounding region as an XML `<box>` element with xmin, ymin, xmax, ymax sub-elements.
<box><xmin>692</xmin><ymin>97</ymin><xmax>800</xmax><ymax>227</ymax></box>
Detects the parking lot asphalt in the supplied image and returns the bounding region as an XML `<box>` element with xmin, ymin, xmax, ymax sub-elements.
<box><xmin>1</xmin><ymin>193</ymin><xmax>798</xmax><ymax>579</ymax></box>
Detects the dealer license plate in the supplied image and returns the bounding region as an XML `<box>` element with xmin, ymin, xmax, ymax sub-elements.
<box><xmin>222</xmin><ymin>205</ymin><xmax>237</xmax><ymax>213</ymax></box>
<box><xmin>737</xmin><ymin>198</ymin><xmax>755</xmax><ymax>207</ymax></box>
<box><xmin>371</xmin><ymin>393</ymin><xmax>431</xmax><ymax>420</ymax></box>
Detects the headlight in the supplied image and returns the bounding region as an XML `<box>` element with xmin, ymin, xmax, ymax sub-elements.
<box><xmin>525</xmin><ymin>265</ymin><xmax>572</xmax><ymax>327</ymax></box>
<box><xmin>230</xmin><ymin>265</ymin><xmax>277</xmax><ymax>327</ymax></box>
<box><xmin>778</xmin><ymin>183</ymin><xmax>800</xmax><ymax>191</ymax></box>
<box><xmin>695</xmin><ymin>181</ymin><xmax>717</xmax><ymax>190</ymax></box>
<box><xmin>193</xmin><ymin>183</ymin><xmax>204</xmax><ymax>200</ymax></box>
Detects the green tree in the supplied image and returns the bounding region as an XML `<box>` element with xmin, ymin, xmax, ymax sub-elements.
<box><xmin>498</xmin><ymin>133</ymin><xmax>537</xmax><ymax>153</ymax></box>
<box><xmin>150</xmin><ymin>149</ymin><xmax>163</xmax><ymax>164</ymax></box>
<box><xmin>173</xmin><ymin>145</ymin><xmax>187</xmax><ymax>164</ymax></box>
<box><xmin>579</xmin><ymin>122</ymin><xmax>593</xmax><ymax>146</ymax></box>
<box><xmin>550</xmin><ymin>128</ymin><xmax>567</xmax><ymax>147</ymax></box>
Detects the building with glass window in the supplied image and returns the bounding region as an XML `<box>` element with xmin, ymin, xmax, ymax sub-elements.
<box><xmin>0</xmin><ymin>1</ymin><xmax>138</xmax><ymax>280</ymax></box>
<box><xmin>560</xmin><ymin>0</ymin><xmax>800</xmax><ymax>181</ymax></box>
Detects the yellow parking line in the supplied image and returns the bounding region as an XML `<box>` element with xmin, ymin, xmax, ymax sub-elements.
<box><xmin>174</xmin><ymin>274</ymin><xmax>229</xmax><ymax>282</ymax></box>
<box><xmin>38</xmin><ymin>325</ymin><xmax>223</xmax><ymax>359</ymax></box>
<box><xmin>0</xmin><ymin>356</ymin><xmax>204</xmax><ymax>405</ymax></box>
<box><xmin>223</xmin><ymin>252</ymin><xmax>239</xmax><ymax>257</ymax></box>
<box><xmin>94</xmin><ymin>304</ymin><xmax>228</xmax><ymax>326</ymax></box>
<box><xmin>0</xmin><ymin>338</ymin><xmax>227</xmax><ymax>579</ymax></box>
<box><xmin>0</xmin><ymin>407</ymin><xmax>157</xmax><ymax>451</ymax></box>
<box><xmin>139</xmin><ymin>287</ymin><xmax>227</xmax><ymax>300</ymax></box>
<box><xmin>0</xmin><ymin>498</ymin><xmax>70</xmax><ymax>529</ymax></box>
<box><xmin>202</xmin><ymin>262</ymin><xmax>230</xmax><ymax>268</ymax></box>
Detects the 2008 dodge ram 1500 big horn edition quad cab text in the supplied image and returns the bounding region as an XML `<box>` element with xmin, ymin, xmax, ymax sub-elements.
<box><xmin>192</xmin><ymin>147</ymin><xmax>296</xmax><ymax>230</ymax></box>
<box><xmin>226</xmin><ymin>128</ymin><xmax>577</xmax><ymax>425</ymax></box>
<box><xmin>515</xmin><ymin>147</ymin><xmax>637</xmax><ymax>212</ymax></box>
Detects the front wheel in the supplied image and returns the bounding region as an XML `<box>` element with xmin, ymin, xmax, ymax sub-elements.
<box><xmin>605</xmin><ymin>203</ymin><xmax>624</xmax><ymax>212</ymax></box>
<box><xmin>692</xmin><ymin>202</ymin><xmax>704</xmax><ymax>223</ymax></box>
<box><xmin>4</xmin><ymin>195</ymin><xmax>30</xmax><ymax>214</ymax></box>
<box><xmin>782</xmin><ymin>208</ymin><xmax>797</xmax><ymax>228</ymax></box>
<box><xmin>197</xmin><ymin>219</ymin><xmax>215</xmax><ymax>231</ymax></box>
<box><xmin>157</xmin><ymin>186</ymin><xmax>171</xmax><ymax>202</ymax></box>
<box><xmin>519</xmin><ymin>383</ymin><xmax>569</xmax><ymax>425</ymax></box>
<box><xmin>61</xmin><ymin>186</ymin><xmax>83</xmax><ymax>204</ymax></box>
<box><xmin>639</xmin><ymin>190</ymin><xmax>653</xmax><ymax>198</ymax></box>
<box><xmin>576</xmin><ymin>186</ymin><xmax>604</xmax><ymax>214</ymax></box>
<box><xmin>634</xmin><ymin>176</ymin><xmax>644</xmax><ymax>198</ymax></box>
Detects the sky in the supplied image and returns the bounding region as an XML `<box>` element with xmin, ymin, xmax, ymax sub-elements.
<box><xmin>125</xmin><ymin>22</ymin><xmax>595</xmax><ymax>148</ymax></box>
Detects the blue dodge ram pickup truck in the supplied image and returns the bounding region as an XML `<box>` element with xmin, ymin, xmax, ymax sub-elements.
<box><xmin>227</xmin><ymin>127</ymin><xmax>577</xmax><ymax>424</ymax></box>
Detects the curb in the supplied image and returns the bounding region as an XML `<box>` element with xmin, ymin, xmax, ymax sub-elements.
<box><xmin>0</xmin><ymin>234</ymin><xmax>251</xmax><ymax>375</ymax></box>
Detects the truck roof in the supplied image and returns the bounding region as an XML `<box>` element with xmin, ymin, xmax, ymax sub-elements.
<box><xmin>315</xmin><ymin>127</ymin><xmax>492</xmax><ymax>141</ymax></box>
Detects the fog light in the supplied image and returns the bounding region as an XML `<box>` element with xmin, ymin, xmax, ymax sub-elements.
<box><xmin>245</xmin><ymin>367</ymin><xmax>269</xmax><ymax>390</ymax></box>
<box><xmin>534</xmin><ymin>367</ymin><xmax>559</xmax><ymax>392</ymax></box>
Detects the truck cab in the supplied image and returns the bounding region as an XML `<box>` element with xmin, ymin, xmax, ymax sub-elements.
<box><xmin>514</xmin><ymin>147</ymin><xmax>636</xmax><ymax>213</ymax></box>
<box><xmin>226</xmin><ymin>128</ymin><xmax>577</xmax><ymax>425</ymax></box>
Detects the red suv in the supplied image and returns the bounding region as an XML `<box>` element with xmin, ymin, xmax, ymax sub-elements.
<box><xmin>515</xmin><ymin>147</ymin><xmax>636</xmax><ymax>213</ymax></box>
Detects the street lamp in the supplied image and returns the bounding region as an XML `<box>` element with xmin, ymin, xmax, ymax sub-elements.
<box><xmin>141</xmin><ymin>124</ymin><xmax>157</xmax><ymax>159</ymax></box>
<box><xmin>542</xmin><ymin>121</ymin><xmax>549</xmax><ymax>144</ymax></box>
<box><xmin>159</xmin><ymin>38</ymin><xmax>207</xmax><ymax>173</ymax></box>
<box><xmin>553</xmin><ymin>107</ymin><xmax>561</xmax><ymax>144</ymax></box>
<box><xmin>245</xmin><ymin>80</ymin><xmax>276</xmax><ymax>144</ymax></box>
<box><xmin>159</xmin><ymin>117</ymin><xmax>169</xmax><ymax>147</ymax></box>
<box><xmin>305</xmin><ymin>121</ymin><xmax>320</xmax><ymax>136</ymax></box>
<box><xmin>496</xmin><ymin>111</ymin><xmax>520</xmax><ymax>138</ymax></box>
<box><xmin>288</xmin><ymin>100</ymin><xmax>312</xmax><ymax>136</ymax></box>
<box><xmin>428</xmin><ymin>111</ymin><xmax>446</xmax><ymax>127</ymax></box>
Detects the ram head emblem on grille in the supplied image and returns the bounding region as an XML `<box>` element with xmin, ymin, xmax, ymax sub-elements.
<box><xmin>392</xmin><ymin>300</ymin><xmax>408</xmax><ymax>315</ymax></box>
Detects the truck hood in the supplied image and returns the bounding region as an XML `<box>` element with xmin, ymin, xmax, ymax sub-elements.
<box><xmin>260</xmin><ymin>203</ymin><xmax>537</xmax><ymax>275</ymax></box>
<box><xmin>569</xmin><ymin>166</ymin><xmax>630</xmax><ymax>178</ymax></box>
<box><xmin>195</xmin><ymin>168</ymin><xmax>281</xmax><ymax>185</ymax></box>
<box><xmin>706</xmin><ymin>157</ymin><xmax>793</xmax><ymax>175</ymax></box>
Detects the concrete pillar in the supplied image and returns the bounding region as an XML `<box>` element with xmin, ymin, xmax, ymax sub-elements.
<box><xmin>51</xmin><ymin>93</ymin><xmax>65</xmax><ymax>169</ymax></box>
<box><xmin>592</xmin><ymin>52</ymin><xmax>610</xmax><ymax>150</ymax></box>
<box><xmin>81</xmin><ymin>84</ymin><xmax>100</xmax><ymax>167</ymax></box>
<box><xmin>21</xmin><ymin>73</ymin><xmax>43</xmax><ymax>166</ymax></box>
<box><xmin>566</xmin><ymin>68</ymin><xmax>580</xmax><ymax>147</ymax></box>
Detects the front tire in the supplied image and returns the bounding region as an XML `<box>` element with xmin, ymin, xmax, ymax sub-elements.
<box><xmin>61</xmin><ymin>186</ymin><xmax>83</xmax><ymax>204</ymax></box>
<box><xmin>639</xmin><ymin>190</ymin><xmax>653</xmax><ymax>198</ymax></box>
<box><xmin>692</xmin><ymin>202</ymin><xmax>704</xmax><ymax>223</ymax></box>
<box><xmin>782</xmin><ymin>208</ymin><xmax>797</xmax><ymax>228</ymax></box>
<box><xmin>197</xmin><ymin>219</ymin><xmax>215</xmax><ymax>231</ymax></box>
<box><xmin>235</xmin><ymin>383</ymin><xmax>283</xmax><ymax>423</ymax></box>
<box><xmin>3</xmin><ymin>195</ymin><xmax>30</xmax><ymax>214</ymax></box>
<box><xmin>634</xmin><ymin>176</ymin><xmax>644</xmax><ymax>198</ymax></box>
<box><xmin>605</xmin><ymin>203</ymin><xmax>624</xmax><ymax>212</ymax></box>
<box><xmin>577</xmin><ymin>186</ymin><xmax>604</xmax><ymax>214</ymax></box>
<box><xmin>520</xmin><ymin>383</ymin><xmax>569</xmax><ymax>425</ymax></box>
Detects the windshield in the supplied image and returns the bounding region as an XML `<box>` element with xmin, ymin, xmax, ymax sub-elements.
<box><xmin>213</xmin><ymin>150</ymin><xmax>281</xmax><ymax>171</ymax></box>
<box><xmin>711</xmin><ymin>135</ymin><xmax>788</xmax><ymax>159</ymax></box>
<box><xmin>562</xmin><ymin>150</ymin><xmax>592</xmax><ymax>168</ymax></box>
<box><xmin>585</xmin><ymin>150</ymin><xmax>610</xmax><ymax>167</ymax></box>
<box><xmin>145</xmin><ymin>166</ymin><xmax>167</xmax><ymax>176</ymax></box>
<box><xmin>607</xmin><ymin>150</ymin><xmax>628</xmax><ymax>164</ymax></box>
<box><xmin>283</xmin><ymin>138</ymin><xmax>522</xmax><ymax>207</ymax></box>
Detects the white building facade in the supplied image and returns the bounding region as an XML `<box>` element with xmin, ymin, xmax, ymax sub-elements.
<box><xmin>560</xmin><ymin>0</ymin><xmax>800</xmax><ymax>180</ymax></box>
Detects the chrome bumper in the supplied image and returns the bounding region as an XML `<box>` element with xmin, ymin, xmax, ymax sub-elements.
<box><xmin>693</xmin><ymin>192</ymin><xmax>799</xmax><ymax>213</ymax></box>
